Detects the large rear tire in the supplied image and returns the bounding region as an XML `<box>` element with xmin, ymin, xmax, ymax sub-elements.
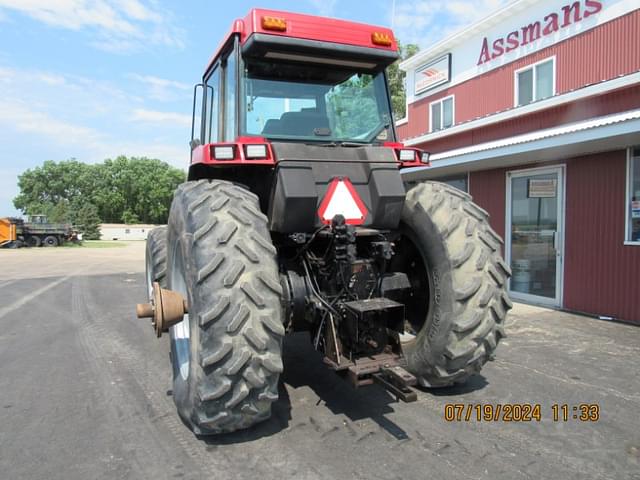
<box><xmin>395</xmin><ymin>181</ymin><xmax>512</xmax><ymax>387</ymax></box>
<box><xmin>145</xmin><ymin>226</ymin><xmax>168</xmax><ymax>299</ymax></box>
<box><xmin>166</xmin><ymin>180</ymin><xmax>284</xmax><ymax>434</ymax></box>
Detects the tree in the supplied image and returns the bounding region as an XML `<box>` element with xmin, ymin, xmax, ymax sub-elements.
<box><xmin>13</xmin><ymin>157</ymin><xmax>186</xmax><ymax>227</ymax></box>
<box><xmin>13</xmin><ymin>159</ymin><xmax>92</xmax><ymax>215</ymax></box>
<box><xmin>72</xmin><ymin>202</ymin><xmax>101</xmax><ymax>240</ymax></box>
<box><xmin>387</xmin><ymin>41</ymin><xmax>420</xmax><ymax>121</ymax></box>
<box><xmin>121</xmin><ymin>209</ymin><xmax>140</xmax><ymax>224</ymax></box>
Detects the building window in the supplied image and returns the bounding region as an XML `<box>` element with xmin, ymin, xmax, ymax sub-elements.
<box><xmin>515</xmin><ymin>57</ymin><xmax>555</xmax><ymax>107</ymax></box>
<box><xmin>627</xmin><ymin>147</ymin><xmax>640</xmax><ymax>243</ymax></box>
<box><xmin>434</xmin><ymin>173</ymin><xmax>469</xmax><ymax>193</ymax></box>
<box><xmin>430</xmin><ymin>95</ymin><xmax>454</xmax><ymax>132</ymax></box>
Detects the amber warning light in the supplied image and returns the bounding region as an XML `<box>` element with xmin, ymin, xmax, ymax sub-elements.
<box><xmin>262</xmin><ymin>16</ymin><xmax>287</xmax><ymax>32</ymax></box>
<box><xmin>371</xmin><ymin>31</ymin><xmax>393</xmax><ymax>46</ymax></box>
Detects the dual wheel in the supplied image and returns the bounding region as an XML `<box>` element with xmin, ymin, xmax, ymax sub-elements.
<box><xmin>26</xmin><ymin>235</ymin><xmax>59</xmax><ymax>247</ymax></box>
<box><xmin>145</xmin><ymin>180</ymin><xmax>512</xmax><ymax>434</ymax></box>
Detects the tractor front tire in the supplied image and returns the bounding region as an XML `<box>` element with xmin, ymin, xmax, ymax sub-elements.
<box><xmin>145</xmin><ymin>226</ymin><xmax>168</xmax><ymax>298</ymax></box>
<box><xmin>398</xmin><ymin>181</ymin><xmax>512</xmax><ymax>388</ymax></box>
<box><xmin>166</xmin><ymin>180</ymin><xmax>284</xmax><ymax>435</ymax></box>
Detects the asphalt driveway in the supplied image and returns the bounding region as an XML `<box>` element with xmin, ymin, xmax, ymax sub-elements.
<box><xmin>0</xmin><ymin>242</ymin><xmax>638</xmax><ymax>480</ymax></box>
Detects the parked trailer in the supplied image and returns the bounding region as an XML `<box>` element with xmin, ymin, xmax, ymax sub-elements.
<box><xmin>0</xmin><ymin>217</ymin><xmax>21</xmax><ymax>248</ymax></box>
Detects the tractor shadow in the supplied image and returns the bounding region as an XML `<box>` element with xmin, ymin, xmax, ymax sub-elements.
<box><xmin>198</xmin><ymin>333</ymin><xmax>488</xmax><ymax>445</ymax></box>
<box><xmin>279</xmin><ymin>333</ymin><xmax>413</xmax><ymax>440</ymax></box>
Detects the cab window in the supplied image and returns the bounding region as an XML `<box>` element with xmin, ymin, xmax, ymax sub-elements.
<box><xmin>203</xmin><ymin>68</ymin><xmax>220</xmax><ymax>143</ymax></box>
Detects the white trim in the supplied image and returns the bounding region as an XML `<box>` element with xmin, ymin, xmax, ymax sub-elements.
<box><xmin>626</xmin><ymin>147</ymin><xmax>631</xmax><ymax>242</ymax></box>
<box><xmin>428</xmin><ymin>94</ymin><xmax>455</xmax><ymax>133</ymax></box>
<box><xmin>505</xmin><ymin>165</ymin><xmax>566</xmax><ymax>307</ymax></box>
<box><xmin>514</xmin><ymin>56</ymin><xmax>556</xmax><ymax>107</ymax></box>
<box><xmin>399</xmin><ymin>0</ymin><xmax>537</xmax><ymax>71</ymax></box>
<box><xmin>626</xmin><ymin>146</ymin><xmax>640</xmax><ymax>244</ymax></box>
<box><xmin>403</xmin><ymin>71</ymin><xmax>640</xmax><ymax>147</ymax></box>
<box><xmin>624</xmin><ymin>242</ymin><xmax>640</xmax><ymax>246</ymax></box>
<box><xmin>395</xmin><ymin>117</ymin><xmax>408</xmax><ymax>126</ymax></box>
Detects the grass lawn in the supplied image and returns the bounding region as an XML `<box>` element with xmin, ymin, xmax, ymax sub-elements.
<box><xmin>63</xmin><ymin>240</ymin><xmax>128</xmax><ymax>248</ymax></box>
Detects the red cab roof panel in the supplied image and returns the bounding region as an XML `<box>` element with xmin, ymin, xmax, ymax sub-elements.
<box><xmin>242</xmin><ymin>8</ymin><xmax>397</xmax><ymax>51</ymax></box>
<box><xmin>206</xmin><ymin>8</ymin><xmax>397</xmax><ymax>72</ymax></box>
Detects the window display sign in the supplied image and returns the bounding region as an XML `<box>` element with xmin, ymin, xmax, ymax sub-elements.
<box><xmin>415</xmin><ymin>54</ymin><xmax>451</xmax><ymax>95</ymax></box>
<box><xmin>632</xmin><ymin>200</ymin><xmax>640</xmax><ymax>219</ymax></box>
<box><xmin>528</xmin><ymin>178</ymin><xmax>557</xmax><ymax>198</ymax></box>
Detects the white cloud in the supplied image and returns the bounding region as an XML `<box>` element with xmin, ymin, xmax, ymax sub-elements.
<box><xmin>0</xmin><ymin>0</ymin><xmax>184</xmax><ymax>53</ymax></box>
<box><xmin>0</xmin><ymin>65</ymin><xmax>188</xmax><ymax>164</ymax></box>
<box><xmin>0</xmin><ymin>100</ymin><xmax>104</xmax><ymax>145</ymax></box>
<box><xmin>307</xmin><ymin>0</ymin><xmax>338</xmax><ymax>18</ymax></box>
<box><xmin>392</xmin><ymin>0</ymin><xmax>511</xmax><ymax>48</ymax></box>
<box><xmin>131</xmin><ymin>108</ymin><xmax>192</xmax><ymax>127</ymax></box>
<box><xmin>113</xmin><ymin>0</ymin><xmax>162</xmax><ymax>23</ymax></box>
<box><xmin>128</xmin><ymin>73</ymin><xmax>191</xmax><ymax>101</ymax></box>
<box><xmin>0</xmin><ymin>100</ymin><xmax>187</xmax><ymax>167</ymax></box>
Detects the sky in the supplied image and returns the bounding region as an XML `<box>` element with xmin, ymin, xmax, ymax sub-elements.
<box><xmin>0</xmin><ymin>0</ymin><xmax>508</xmax><ymax>217</ymax></box>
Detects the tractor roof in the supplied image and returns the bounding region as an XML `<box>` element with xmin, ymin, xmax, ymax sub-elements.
<box><xmin>204</xmin><ymin>8</ymin><xmax>398</xmax><ymax>74</ymax></box>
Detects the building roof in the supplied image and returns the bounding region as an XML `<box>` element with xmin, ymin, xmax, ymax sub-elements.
<box><xmin>402</xmin><ymin>108</ymin><xmax>640</xmax><ymax>181</ymax></box>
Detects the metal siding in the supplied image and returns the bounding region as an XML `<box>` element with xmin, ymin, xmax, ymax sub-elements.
<box><xmin>564</xmin><ymin>151</ymin><xmax>640</xmax><ymax>323</ymax></box>
<box><xmin>469</xmin><ymin>169</ymin><xmax>506</xmax><ymax>247</ymax></box>
<box><xmin>400</xmin><ymin>10</ymin><xmax>640</xmax><ymax>142</ymax></box>
<box><xmin>469</xmin><ymin>153</ymin><xmax>640</xmax><ymax>323</ymax></box>
<box><xmin>422</xmin><ymin>85</ymin><xmax>640</xmax><ymax>154</ymax></box>
<box><xmin>396</xmin><ymin>122</ymin><xmax>409</xmax><ymax>141</ymax></box>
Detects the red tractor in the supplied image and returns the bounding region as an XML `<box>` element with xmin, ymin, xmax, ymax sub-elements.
<box><xmin>137</xmin><ymin>9</ymin><xmax>512</xmax><ymax>435</ymax></box>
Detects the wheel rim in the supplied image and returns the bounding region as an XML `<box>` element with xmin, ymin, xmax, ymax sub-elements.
<box><xmin>145</xmin><ymin>252</ymin><xmax>154</xmax><ymax>300</ymax></box>
<box><xmin>169</xmin><ymin>242</ymin><xmax>190</xmax><ymax>381</ymax></box>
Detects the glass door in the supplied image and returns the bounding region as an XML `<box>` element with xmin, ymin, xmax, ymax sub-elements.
<box><xmin>506</xmin><ymin>167</ymin><xmax>564</xmax><ymax>306</ymax></box>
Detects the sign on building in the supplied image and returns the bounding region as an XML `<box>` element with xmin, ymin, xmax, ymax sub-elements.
<box><xmin>528</xmin><ymin>178</ymin><xmax>557</xmax><ymax>198</ymax></box>
<box><xmin>414</xmin><ymin>54</ymin><xmax>451</xmax><ymax>95</ymax></box>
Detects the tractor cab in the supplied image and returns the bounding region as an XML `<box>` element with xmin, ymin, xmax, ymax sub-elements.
<box><xmin>188</xmin><ymin>9</ymin><xmax>427</xmax><ymax>171</ymax></box>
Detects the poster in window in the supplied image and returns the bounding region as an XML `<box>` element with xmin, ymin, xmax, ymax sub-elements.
<box><xmin>528</xmin><ymin>179</ymin><xmax>557</xmax><ymax>198</ymax></box>
<box><xmin>415</xmin><ymin>54</ymin><xmax>451</xmax><ymax>95</ymax></box>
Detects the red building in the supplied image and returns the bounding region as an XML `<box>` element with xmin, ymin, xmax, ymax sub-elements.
<box><xmin>397</xmin><ymin>0</ymin><xmax>640</xmax><ymax>322</ymax></box>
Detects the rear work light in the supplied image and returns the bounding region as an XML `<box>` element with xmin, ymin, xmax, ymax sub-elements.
<box><xmin>399</xmin><ymin>149</ymin><xmax>416</xmax><ymax>162</ymax></box>
<box><xmin>213</xmin><ymin>145</ymin><xmax>235</xmax><ymax>160</ymax></box>
<box><xmin>262</xmin><ymin>16</ymin><xmax>287</xmax><ymax>31</ymax></box>
<box><xmin>371</xmin><ymin>32</ymin><xmax>393</xmax><ymax>46</ymax></box>
<box><xmin>421</xmin><ymin>152</ymin><xmax>431</xmax><ymax>164</ymax></box>
<box><xmin>245</xmin><ymin>144</ymin><xmax>268</xmax><ymax>159</ymax></box>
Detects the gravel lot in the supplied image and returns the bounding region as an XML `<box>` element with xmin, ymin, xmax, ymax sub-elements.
<box><xmin>0</xmin><ymin>242</ymin><xmax>638</xmax><ymax>480</ymax></box>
